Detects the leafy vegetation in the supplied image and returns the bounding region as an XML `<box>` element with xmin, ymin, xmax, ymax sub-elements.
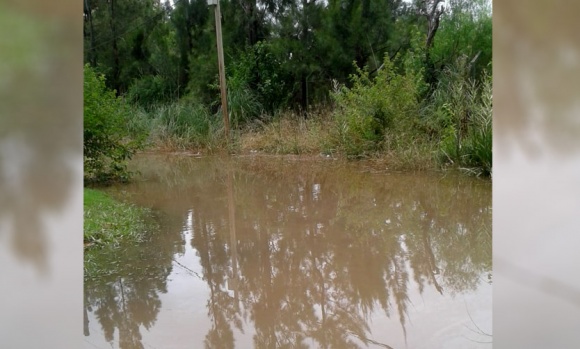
<box><xmin>427</xmin><ymin>58</ymin><xmax>492</xmax><ymax>175</ymax></box>
<box><xmin>84</xmin><ymin>188</ymin><xmax>157</xmax><ymax>248</ymax></box>
<box><xmin>84</xmin><ymin>65</ymin><xmax>142</xmax><ymax>183</ymax></box>
<box><xmin>83</xmin><ymin>0</ymin><xmax>492</xmax><ymax>176</ymax></box>
<box><xmin>331</xmin><ymin>56</ymin><xmax>423</xmax><ymax>157</ymax></box>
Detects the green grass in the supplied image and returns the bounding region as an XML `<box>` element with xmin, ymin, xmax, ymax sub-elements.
<box><xmin>127</xmin><ymin>101</ymin><xmax>226</xmax><ymax>152</ymax></box>
<box><xmin>84</xmin><ymin>188</ymin><xmax>157</xmax><ymax>248</ymax></box>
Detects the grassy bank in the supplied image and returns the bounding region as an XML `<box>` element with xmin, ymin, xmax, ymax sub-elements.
<box><xmin>126</xmin><ymin>104</ymin><xmax>468</xmax><ymax>173</ymax></box>
<box><xmin>84</xmin><ymin>188</ymin><xmax>157</xmax><ymax>248</ymax></box>
<box><xmin>121</xmin><ymin>58</ymin><xmax>491</xmax><ymax>176</ymax></box>
<box><xmin>127</xmin><ymin>104</ymin><xmax>484</xmax><ymax>174</ymax></box>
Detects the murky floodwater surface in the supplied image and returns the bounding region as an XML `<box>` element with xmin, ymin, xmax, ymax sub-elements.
<box><xmin>84</xmin><ymin>155</ymin><xmax>491</xmax><ymax>349</ymax></box>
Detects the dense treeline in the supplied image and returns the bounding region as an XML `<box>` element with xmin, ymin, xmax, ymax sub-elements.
<box><xmin>83</xmin><ymin>0</ymin><xmax>492</xmax><ymax>181</ymax></box>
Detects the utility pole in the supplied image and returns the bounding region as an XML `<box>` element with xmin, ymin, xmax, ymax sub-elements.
<box><xmin>208</xmin><ymin>0</ymin><xmax>230</xmax><ymax>144</ymax></box>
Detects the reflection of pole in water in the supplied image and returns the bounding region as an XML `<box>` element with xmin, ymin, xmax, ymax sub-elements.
<box><xmin>227</xmin><ymin>168</ymin><xmax>239</xmax><ymax>303</ymax></box>
<box><xmin>83</xmin><ymin>300</ymin><xmax>90</xmax><ymax>336</ymax></box>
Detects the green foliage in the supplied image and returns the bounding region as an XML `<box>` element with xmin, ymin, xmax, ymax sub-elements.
<box><xmin>331</xmin><ymin>55</ymin><xmax>422</xmax><ymax>156</ymax></box>
<box><xmin>320</xmin><ymin>0</ymin><xmax>403</xmax><ymax>85</ymax></box>
<box><xmin>225</xmin><ymin>76</ymin><xmax>263</xmax><ymax>129</ymax></box>
<box><xmin>207</xmin><ymin>41</ymin><xmax>294</xmax><ymax>129</ymax></box>
<box><xmin>135</xmin><ymin>100</ymin><xmax>223</xmax><ymax>150</ymax></box>
<box><xmin>84</xmin><ymin>64</ymin><xmax>141</xmax><ymax>184</ymax></box>
<box><xmin>172</xmin><ymin>0</ymin><xmax>215</xmax><ymax>104</ymax></box>
<box><xmin>126</xmin><ymin>74</ymin><xmax>176</xmax><ymax>106</ymax></box>
<box><xmin>462</xmin><ymin>70</ymin><xmax>492</xmax><ymax>176</ymax></box>
<box><xmin>429</xmin><ymin>0</ymin><xmax>492</xmax><ymax>83</ymax></box>
<box><xmin>187</xmin><ymin>51</ymin><xmax>218</xmax><ymax>105</ymax></box>
<box><xmin>158</xmin><ymin>102</ymin><xmax>213</xmax><ymax>138</ymax></box>
<box><xmin>429</xmin><ymin>58</ymin><xmax>492</xmax><ymax>175</ymax></box>
<box><xmin>229</xmin><ymin>42</ymin><xmax>290</xmax><ymax>116</ymax></box>
<box><xmin>401</xmin><ymin>28</ymin><xmax>430</xmax><ymax>97</ymax></box>
<box><xmin>84</xmin><ymin>188</ymin><xmax>158</xmax><ymax>248</ymax></box>
<box><xmin>84</xmin><ymin>0</ymin><xmax>164</xmax><ymax>93</ymax></box>
<box><xmin>82</xmin><ymin>0</ymin><xmax>492</xmax><ymax>176</ymax></box>
<box><xmin>439</xmin><ymin>122</ymin><xmax>460</xmax><ymax>163</ymax></box>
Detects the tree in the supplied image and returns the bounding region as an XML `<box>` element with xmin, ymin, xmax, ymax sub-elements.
<box><xmin>83</xmin><ymin>64</ymin><xmax>140</xmax><ymax>183</ymax></box>
<box><xmin>429</xmin><ymin>0</ymin><xmax>492</xmax><ymax>82</ymax></box>
<box><xmin>416</xmin><ymin>0</ymin><xmax>445</xmax><ymax>50</ymax></box>
<box><xmin>83</xmin><ymin>0</ymin><xmax>162</xmax><ymax>94</ymax></box>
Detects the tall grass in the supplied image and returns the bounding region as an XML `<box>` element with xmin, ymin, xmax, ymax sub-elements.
<box><xmin>226</xmin><ymin>76</ymin><xmax>264</xmax><ymax>129</ymax></box>
<box><xmin>239</xmin><ymin>108</ymin><xmax>335</xmax><ymax>155</ymax></box>
<box><xmin>425</xmin><ymin>57</ymin><xmax>492</xmax><ymax>176</ymax></box>
<box><xmin>127</xmin><ymin>101</ymin><xmax>226</xmax><ymax>151</ymax></box>
<box><xmin>462</xmin><ymin>70</ymin><xmax>492</xmax><ymax>176</ymax></box>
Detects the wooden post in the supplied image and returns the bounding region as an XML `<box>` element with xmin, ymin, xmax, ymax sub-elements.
<box><xmin>213</xmin><ymin>1</ymin><xmax>230</xmax><ymax>144</ymax></box>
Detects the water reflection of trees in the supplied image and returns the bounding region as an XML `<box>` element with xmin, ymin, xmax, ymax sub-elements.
<box><xmin>84</xmin><ymin>213</ymin><xmax>184</xmax><ymax>349</ymax></box>
<box><xmin>186</xmin><ymin>157</ymin><xmax>491</xmax><ymax>348</ymax></box>
<box><xmin>86</xmin><ymin>155</ymin><xmax>491</xmax><ymax>349</ymax></box>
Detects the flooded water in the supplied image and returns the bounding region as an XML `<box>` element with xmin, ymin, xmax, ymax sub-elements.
<box><xmin>84</xmin><ymin>154</ymin><xmax>491</xmax><ymax>349</ymax></box>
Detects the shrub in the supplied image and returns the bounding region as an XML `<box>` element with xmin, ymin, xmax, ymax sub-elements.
<box><xmin>331</xmin><ymin>55</ymin><xmax>422</xmax><ymax>156</ymax></box>
<box><xmin>84</xmin><ymin>64</ymin><xmax>140</xmax><ymax>184</ymax></box>
<box><xmin>218</xmin><ymin>41</ymin><xmax>290</xmax><ymax>127</ymax></box>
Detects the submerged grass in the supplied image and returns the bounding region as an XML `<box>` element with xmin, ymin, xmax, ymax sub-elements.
<box><xmin>84</xmin><ymin>188</ymin><xmax>158</xmax><ymax>248</ymax></box>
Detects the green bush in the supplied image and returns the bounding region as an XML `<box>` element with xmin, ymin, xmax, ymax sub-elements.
<box><xmin>331</xmin><ymin>55</ymin><xmax>422</xmax><ymax>156</ymax></box>
<box><xmin>221</xmin><ymin>41</ymin><xmax>289</xmax><ymax>126</ymax></box>
<box><xmin>84</xmin><ymin>64</ymin><xmax>140</xmax><ymax>184</ymax></box>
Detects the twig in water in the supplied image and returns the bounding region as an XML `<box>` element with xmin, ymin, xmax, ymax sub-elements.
<box><xmin>173</xmin><ymin>259</ymin><xmax>203</xmax><ymax>279</ymax></box>
<box><xmin>463</xmin><ymin>302</ymin><xmax>492</xmax><ymax>344</ymax></box>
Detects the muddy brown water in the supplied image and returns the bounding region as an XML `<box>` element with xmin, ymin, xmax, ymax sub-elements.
<box><xmin>84</xmin><ymin>154</ymin><xmax>491</xmax><ymax>349</ymax></box>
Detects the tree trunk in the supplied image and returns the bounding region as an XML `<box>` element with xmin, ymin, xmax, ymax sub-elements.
<box><xmin>300</xmin><ymin>0</ymin><xmax>310</xmax><ymax>116</ymax></box>
<box><xmin>84</xmin><ymin>0</ymin><xmax>97</xmax><ymax>66</ymax></box>
<box><xmin>418</xmin><ymin>0</ymin><xmax>444</xmax><ymax>89</ymax></box>
<box><xmin>248</xmin><ymin>0</ymin><xmax>258</xmax><ymax>45</ymax></box>
<box><xmin>301</xmin><ymin>73</ymin><xmax>308</xmax><ymax>116</ymax></box>
<box><xmin>419</xmin><ymin>0</ymin><xmax>444</xmax><ymax>51</ymax></box>
<box><xmin>109</xmin><ymin>0</ymin><xmax>121</xmax><ymax>94</ymax></box>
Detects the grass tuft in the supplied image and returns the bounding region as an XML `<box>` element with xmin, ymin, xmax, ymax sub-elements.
<box><xmin>84</xmin><ymin>188</ymin><xmax>158</xmax><ymax>248</ymax></box>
